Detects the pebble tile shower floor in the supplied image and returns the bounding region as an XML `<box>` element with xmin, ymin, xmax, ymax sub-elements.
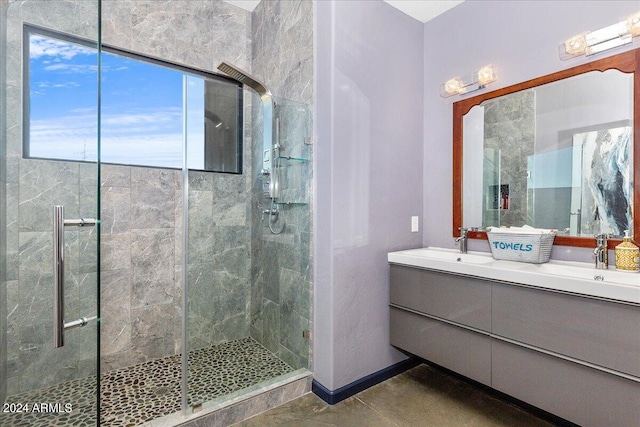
<box><xmin>1</xmin><ymin>337</ymin><xmax>294</xmax><ymax>427</ymax></box>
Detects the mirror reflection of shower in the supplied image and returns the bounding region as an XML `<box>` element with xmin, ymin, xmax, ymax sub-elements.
<box><xmin>217</xmin><ymin>62</ymin><xmax>284</xmax><ymax>234</ymax></box>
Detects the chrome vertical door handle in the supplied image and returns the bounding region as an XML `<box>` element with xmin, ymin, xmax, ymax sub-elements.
<box><xmin>53</xmin><ymin>205</ymin><xmax>97</xmax><ymax>348</ymax></box>
<box><xmin>53</xmin><ymin>206</ymin><xmax>65</xmax><ymax>348</ymax></box>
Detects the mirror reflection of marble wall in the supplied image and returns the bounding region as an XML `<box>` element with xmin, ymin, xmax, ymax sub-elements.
<box><xmin>482</xmin><ymin>91</ymin><xmax>534</xmax><ymax>228</ymax></box>
<box><xmin>463</xmin><ymin>70</ymin><xmax>633</xmax><ymax>237</ymax></box>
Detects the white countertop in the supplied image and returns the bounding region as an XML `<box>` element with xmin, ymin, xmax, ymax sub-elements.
<box><xmin>388</xmin><ymin>247</ymin><xmax>640</xmax><ymax>305</ymax></box>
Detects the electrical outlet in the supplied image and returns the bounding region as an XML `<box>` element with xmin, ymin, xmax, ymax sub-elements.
<box><xmin>411</xmin><ymin>216</ymin><xmax>419</xmax><ymax>232</ymax></box>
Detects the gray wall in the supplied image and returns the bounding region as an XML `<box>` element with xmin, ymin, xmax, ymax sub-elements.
<box><xmin>102</xmin><ymin>0</ymin><xmax>252</xmax><ymax>74</ymax></box>
<box><xmin>101</xmin><ymin>0</ymin><xmax>315</xmax><ymax>373</ymax></box>
<box><xmin>251</xmin><ymin>0</ymin><xmax>313</xmax><ymax>104</ymax></box>
<box><xmin>185</xmin><ymin>168</ymin><xmax>253</xmax><ymax>353</ymax></box>
<box><xmin>99</xmin><ymin>164</ymin><xmax>254</xmax><ymax>371</ymax></box>
<box><xmin>100</xmin><ymin>165</ymin><xmax>184</xmax><ymax>371</ymax></box>
<box><xmin>0</xmin><ymin>0</ymin><xmax>7</xmax><ymax>406</ymax></box>
<box><xmin>3</xmin><ymin>0</ymin><xmax>313</xmax><ymax>396</ymax></box>
<box><xmin>3</xmin><ymin>0</ymin><xmax>100</xmax><ymax>397</ymax></box>
<box><xmin>483</xmin><ymin>91</ymin><xmax>535</xmax><ymax>227</ymax></box>
<box><xmin>250</xmin><ymin>0</ymin><xmax>313</xmax><ymax>370</ymax></box>
<box><xmin>531</xmin><ymin>187</ymin><xmax>572</xmax><ymax>230</ymax></box>
<box><xmin>535</xmin><ymin>71</ymin><xmax>633</xmax><ymax>154</ymax></box>
<box><xmin>100</xmin><ymin>0</ymin><xmax>254</xmax><ymax>372</ymax></box>
<box><xmin>423</xmin><ymin>0</ymin><xmax>640</xmax><ymax>263</ymax></box>
<box><xmin>314</xmin><ymin>0</ymin><xmax>424</xmax><ymax>391</ymax></box>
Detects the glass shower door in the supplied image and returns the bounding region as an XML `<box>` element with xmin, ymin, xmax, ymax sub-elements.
<box><xmin>1</xmin><ymin>1</ymin><xmax>101</xmax><ymax>426</ymax></box>
<box><xmin>183</xmin><ymin>84</ymin><xmax>313</xmax><ymax>412</ymax></box>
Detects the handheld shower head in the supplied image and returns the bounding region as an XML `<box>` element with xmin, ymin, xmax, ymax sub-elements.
<box><xmin>217</xmin><ymin>62</ymin><xmax>272</xmax><ymax>102</ymax></box>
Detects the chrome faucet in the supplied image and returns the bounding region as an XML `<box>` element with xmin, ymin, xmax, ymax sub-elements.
<box><xmin>594</xmin><ymin>233</ymin><xmax>609</xmax><ymax>269</ymax></box>
<box><xmin>455</xmin><ymin>227</ymin><xmax>468</xmax><ymax>254</ymax></box>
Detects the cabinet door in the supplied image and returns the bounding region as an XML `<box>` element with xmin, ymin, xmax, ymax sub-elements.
<box><xmin>390</xmin><ymin>307</ymin><xmax>491</xmax><ymax>385</ymax></box>
<box><xmin>492</xmin><ymin>283</ymin><xmax>640</xmax><ymax>378</ymax></box>
<box><xmin>390</xmin><ymin>265</ymin><xmax>491</xmax><ymax>331</ymax></box>
<box><xmin>492</xmin><ymin>339</ymin><xmax>640</xmax><ymax>427</ymax></box>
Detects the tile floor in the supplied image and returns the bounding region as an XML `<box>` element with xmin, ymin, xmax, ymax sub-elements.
<box><xmin>1</xmin><ymin>337</ymin><xmax>293</xmax><ymax>427</ymax></box>
<box><xmin>234</xmin><ymin>364</ymin><xmax>562</xmax><ymax>427</ymax></box>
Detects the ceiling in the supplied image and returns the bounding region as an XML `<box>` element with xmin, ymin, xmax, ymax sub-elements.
<box><xmin>223</xmin><ymin>0</ymin><xmax>261</xmax><ymax>12</ymax></box>
<box><xmin>383</xmin><ymin>0</ymin><xmax>465</xmax><ymax>23</ymax></box>
<box><xmin>223</xmin><ymin>0</ymin><xmax>465</xmax><ymax>23</ymax></box>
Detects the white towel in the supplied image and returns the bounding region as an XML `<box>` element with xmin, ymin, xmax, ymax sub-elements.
<box><xmin>487</xmin><ymin>225</ymin><xmax>556</xmax><ymax>234</ymax></box>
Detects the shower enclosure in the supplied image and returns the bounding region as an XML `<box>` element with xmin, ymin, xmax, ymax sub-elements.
<box><xmin>0</xmin><ymin>0</ymin><xmax>313</xmax><ymax>425</ymax></box>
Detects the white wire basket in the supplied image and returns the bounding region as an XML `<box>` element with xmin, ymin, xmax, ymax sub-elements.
<box><xmin>487</xmin><ymin>231</ymin><xmax>556</xmax><ymax>264</ymax></box>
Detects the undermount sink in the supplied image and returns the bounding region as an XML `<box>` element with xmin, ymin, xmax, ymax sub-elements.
<box><xmin>396</xmin><ymin>247</ymin><xmax>494</xmax><ymax>265</ymax></box>
<box><xmin>388</xmin><ymin>247</ymin><xmax>640</xmax><ymax>304</ymax></box>
<box><xmin>522</xmin><ymin>262</ymin><xmax>639</xmax><ymax>286</ymax></box>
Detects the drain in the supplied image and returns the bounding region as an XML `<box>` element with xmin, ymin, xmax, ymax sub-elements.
<box><xmin>154</xmin><ymin>386</ymin><xmax>171</xmax><ymax>396</ymax></box>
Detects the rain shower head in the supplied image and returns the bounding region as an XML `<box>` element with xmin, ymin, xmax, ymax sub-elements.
<box><xmin>217</xmin><ymin>62</ymin><xmax>272</xmax><ymax>102</ymax></box>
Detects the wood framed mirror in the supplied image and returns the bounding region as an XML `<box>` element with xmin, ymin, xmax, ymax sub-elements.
<box><xmin>453</xmin><ymin>49</ymin><xmax>640</xmax><ymax>248</ymax></box>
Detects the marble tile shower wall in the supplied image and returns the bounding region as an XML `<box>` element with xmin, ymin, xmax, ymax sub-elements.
<box><xmin>3</xmin><ymin>0</ymin><xmax>254</xmax><ymax>392</ymax></box>
<box><xmin>1</xmin><ymin>0</ymin><xmax>8</xmax><ymax>406</ymax></box>
<box><xmin>483</xmin><ymin>91</ymin><xmax>535</xmax><ymax>228</ymax></box>
<box><xmin>100</xmin><ymin>0</ymin><xmax>254</xmax><ymax>370</ymax></box>
<box><xmin>249</xmin><ymin>0</ymin><xmax>313</xmax><ymax>371</ymax></box>
<box><xmin>102</xmin><ymin>0</ymin><xmax>252</xmax><ymax>76</ymax></box>
<box><xmin>251</xmin><ymin>0</ymin><xmax>314</xmax><ymax>104</ymax></box>
<box><xmin>100</xmin><ymin>165</ymin><xmax>252</xmax><ymax>371</ymax></box>
<box><xmin>3</xmin><ymin>0</ymin><xmax>314</xmax><ymax>398</ymax></box>
<box><xmin>184</xmin><ymin>169</ymin><xmax>253</xmax><ymax>353</ymax></box>
<box><xmin>100</xmin><ymin>165</ymin><xmax>183</xmax><ymax>371</ymax></box>
<box><xmin>3</xmin><ymin>0</ymin><xmax>101</xmax><ymax>396</ymax></box>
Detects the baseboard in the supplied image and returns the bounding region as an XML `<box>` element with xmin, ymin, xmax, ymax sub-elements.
<box><xmin>312</xmin><ymin>357</ymin><xmax>420</xmax><ymax>405</ymax></box>
<box><xmin>312</xmin><ymin>355</ymin><xmax>576</xmax><ymax>426</ymax></box>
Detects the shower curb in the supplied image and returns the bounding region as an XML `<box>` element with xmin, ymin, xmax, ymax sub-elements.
<box><xmin>141</xmin><ymin>370</ymin><xmax>312</xmax><ymax>427</ymax></box>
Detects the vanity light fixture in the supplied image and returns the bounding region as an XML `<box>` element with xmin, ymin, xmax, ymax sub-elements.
<box><xmin>560</xmin><ymin>10</ymin><xmax>640</xmax><ymax>60</ymax></box>
<box><xmin>440</xmin><ymin>64</ymin><xmax>498</xmax><ymax>97</ymax></box>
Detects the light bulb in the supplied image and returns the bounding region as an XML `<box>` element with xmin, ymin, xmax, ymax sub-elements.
<box><xmin>444</xmin><ymin>77</ymin><xmax>464</xmax><ymax>95</ymax></box>
<box><xmin>477</xmin><ymin>65</ymin><xmax>496</xmax><ymax>86</ymax></box>
<box><xmin>564</xmin><ymin>33</ymin><xmax>587</xmax><ymax>56</ymax></box>
<box><xmin>627</xmin><ymin>11</ymin><xmax>640</xmax><ymax>36</ymax></box>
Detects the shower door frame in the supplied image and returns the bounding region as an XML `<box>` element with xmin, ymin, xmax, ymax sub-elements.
<box><xmin>1</xmin><ymin>0</ymin><xmax>102</xmax><ymax>425</ymax></box>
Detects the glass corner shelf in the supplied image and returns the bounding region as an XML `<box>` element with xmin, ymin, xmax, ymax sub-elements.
<box><xmin>275</xmin><ymin>155</ymin><xmax>310</xmax><ymax>163</ymax></box>
<box><xmin>274</xmin><ymin>200</ymin><xmax>308</xmax><ymax>206</ymax></box>
<box><xmin>272</xmin><ymin>155</ymin><xmax>310</xmax><ymax>205</ymax></box>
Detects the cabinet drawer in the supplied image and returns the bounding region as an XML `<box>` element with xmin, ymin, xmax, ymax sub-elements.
<box><xmin>390</xmin><ymin>307</ymin><xmax>491</xmax><ymax>385</ymax></box>
<box><xmin>492</xmin><ymin>283</ymin><xmax>640</xmax><ymax>378</ymax></box>
<box><xmin>390</xmin><ymin>265</ymin><xmax>491</xmax><ymax>331</ymax></box>
<box><xmin>492</xmin><ymin>339</ymin><xmax>640</xmax><ymax>427</ymax></box>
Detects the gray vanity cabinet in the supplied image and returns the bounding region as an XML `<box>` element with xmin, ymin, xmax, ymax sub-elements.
<box><xmin>389</xmin><ymin>265</ymin><xmax>491</xmax><ymax>330</ymax></box>
<box><xmin>390</xmin><ymin>307</ymin><xmax>492</xmax><ymax>385</ymax></box>
<box><xmin>389</xmin><ymin>263</ymin><xmax>640</xmax><ymax>426</ymax></box>
<box><xmin>492</xmin><ymin>283</ymin><xmax>640</xmax><ymax>378</ymax></box>
<box><xmin>492</xmin><ymin>340</ymin><xmax>640</xmax><ymax>427</ymax></box>
<box><xmin>389</xmin><ymin>265</ymin><xmax>492</xmax><ymax>385</ymax></box>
